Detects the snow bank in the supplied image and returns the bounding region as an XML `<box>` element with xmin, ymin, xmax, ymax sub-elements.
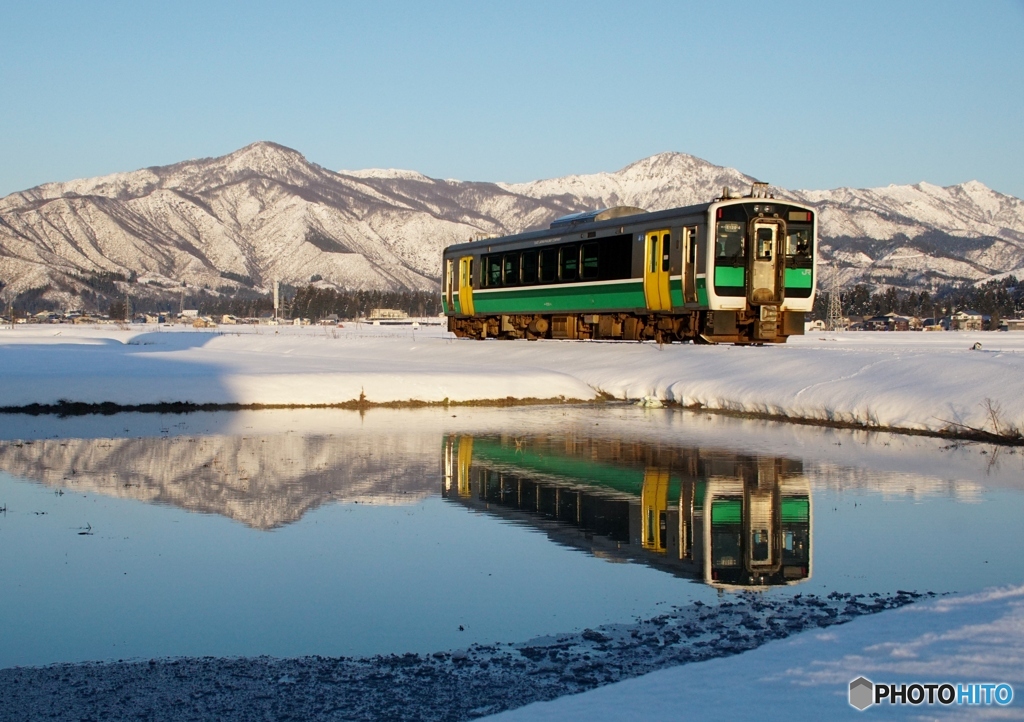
<box><xmin>1</xmin><ymin>324</ymin><xmax>1023</xmax><ymax>436</ymax></box>
<box><xmin>488</xmin><ymin>585</ymin><xmax>1024</xmax><ymax>721</ymax></box>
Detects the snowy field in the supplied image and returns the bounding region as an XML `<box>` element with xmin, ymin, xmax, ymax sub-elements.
<box><xmin>1</xmin><ymin>322</ymin><xmax>1022</xmax><ymax>437</ymax></box>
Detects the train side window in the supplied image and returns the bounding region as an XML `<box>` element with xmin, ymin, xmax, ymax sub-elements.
<box><xmin>661</xmin><ymin>233</ymin><xmax>671</xmax><ymax>272</ymax></box>
<box><xmin>785</xmin><ymin>227</ymin><xmax>813</xmax><ymax>267</ymax></box>
<box><xmin>715</xmin><ymin>222</ymin><xmax>745</xmax><ymax>265</ymax></box>
<box><xmin>521</xmin><ymin>250</ymin><xmax>538</xmax><ymax>284</ymax></box>
<box><xmin>503</xmin><ymin>253</ymin><xmax>519</xmax><ymax>286</ymax></box>
<box><xmin>484</xmin><ymin>255</ymin><xmax>502</xmax><ymax>287</ymax></box>
<box><xmin>539</xmin><ymin>248</ymin><xmax>558</xmax><ymax>283</ymax></box>
<box><xmin>687</xmin><ymin>227</ymin><xmax>697</xmax><ymax>263</ymax></box>
<box><xmin>581</xmin><ymin>242</ymin><xmax>599</xmax><ymax>280</ymax></box>
<box><xmin>598</xmin><ymin>234</ymin><xmax>632</xmax><ymax>280</ymax></box>
<box><xmin>560</xmin><ymin>244</ymin><xmax>579</xmax><ymax>281</ymax></box>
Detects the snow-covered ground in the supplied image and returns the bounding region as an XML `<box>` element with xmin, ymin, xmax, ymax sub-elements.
<box><xmin>489</xmin><ymin>585</ymin><xmax>1024</xmax><ymax>721</ymax></box>
<box><xmin>1</xmin><ymin>323</ymin><xmax>1022</xmax><ymax>437</ymax></box>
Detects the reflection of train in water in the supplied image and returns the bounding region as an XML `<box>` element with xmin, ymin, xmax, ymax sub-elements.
<box><xmin>442</xmin><ymin>434</ymin><xmax>811</xmax><ymax>590</ymax></box>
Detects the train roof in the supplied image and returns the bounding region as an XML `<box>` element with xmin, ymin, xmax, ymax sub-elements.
<box><xmin>442</xmin><ymin>192</ymin><xmax>814</xmax><ymax>255</ymax></box>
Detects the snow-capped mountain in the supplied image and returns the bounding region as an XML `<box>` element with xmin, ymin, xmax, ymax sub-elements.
<box><xmin>0</xmin><ymin>431</ymin><xmax>438</xmax><ymax>529</ymax></box>
<box><xmin>1</xmin><ymin>141</ymin><xmax>1022</xmax><ymax>309</ymax></box>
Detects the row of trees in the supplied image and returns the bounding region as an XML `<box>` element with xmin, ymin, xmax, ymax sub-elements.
<box><xmin>289</xmin><ymin>287</ymin><xmax>441</xmax><ymax>320</ymax></box>
<box><xmin>102</xmin><ymin>286</ymin><xmax>442</xmax><ymax>321</ymax></box>
<box><xmin>813</xmin><ymin>276</ymin><xmax>1024</xmax><ymax>321</ymax></box>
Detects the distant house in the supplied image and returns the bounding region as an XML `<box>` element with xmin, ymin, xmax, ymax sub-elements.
<box><xmin>861</xmin><ymin>313</ymin><xmax>909</xmax><ymax>331</ymax></box>
<box><xmin>1004</xmin><ymin>319</ymin><xmax>1024</xmax><ymax>332</ymax></box>
<box><xmin>951</xmin><ymin>310</ymin><xmax>986</xmax><ymax>331</ymax></box>
<box><xmin>181</xmin><ymin>309</ymin><xmax>199</xmax><ymax>319</ymax></box>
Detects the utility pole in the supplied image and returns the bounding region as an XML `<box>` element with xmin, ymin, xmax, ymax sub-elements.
<box><xmin>826</xmin><ymin>261</ymin><xmax>844</xmax><ymax>332</ymax></box>
<box><xmin>273</xmin><ymin>279</ymin><xmax>280</xmax><ymax>322</ymax></box>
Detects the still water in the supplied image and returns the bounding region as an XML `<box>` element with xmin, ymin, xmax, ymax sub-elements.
<box><xmin>1</xmin><ymin>406</ymin><xmax>1022</xmax><ymax>669</ymax></box>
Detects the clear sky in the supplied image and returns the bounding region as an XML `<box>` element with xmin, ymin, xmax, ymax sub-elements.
<box><xmin>1</xmin><ymin>0</ymin><xmax>1022</xmax><ymax>198</ymax></box>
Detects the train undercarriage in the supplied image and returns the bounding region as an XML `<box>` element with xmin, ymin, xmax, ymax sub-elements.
<box><xmin>448</xmin><ymin>308</ymin><xmax>805</xmax><ymax>345</ymax></box>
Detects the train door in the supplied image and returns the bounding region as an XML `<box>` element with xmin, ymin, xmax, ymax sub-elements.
<box><xmin>643</xmin><ymin>230</ymin><xmax>672</xmax><ymax>311</ymax></box>
<box><xmin>456</xmin><ymin>436</ymin><xmax>474</xmax><ymax>497</ymax></box>
<box><xmin>683</xmin><ymin>226</ymin><xmax>698</xmax><ymax>304</ymax></box>
<box><xmin>443</xmin><ymin>435</ymin><xmax>454</xmax><ymax>496</ymax></box>
<box><xmin>444</xmin><ymin>259</ymin><xmax>454</xmax><ymax>313</ymax></box>
<box><xmin>748</xmin><ymin>220</ymin><xmax>784</xmax><ymax>306</ymax></box>
<box><xmin>457</xmin><ymin>256</ymin><xmax>475</xmax><ymax>315</ymax></box>
<box><xmin>641</xmin><ymin>467</ymin><xmax>670</xmax><ymax>552</ymax></box>
<box><xmin>747</xmin><ymin>458</ymin><xmax>782</xmax><ymax>573</ymax></box>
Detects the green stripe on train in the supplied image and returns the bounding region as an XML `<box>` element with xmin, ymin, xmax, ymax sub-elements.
<box><xmin>784</xmin><ymin>268</ymin><xmax>813</xmax><ymax>288</ymax></box>
<box><xmin>696</xmin><ymin>278</ymin><xmax>708</xmax><ymax>306</ymax></box>
<box><xmin>781</xmin><ymin>497</ymin><xmax>810</xmax><ymax>523</ymax></box>
<box><xmin>470</xmin><ymin>438</ymin><xmax>679</xmax><ymax>501</ymax></box>
<box><xmin>472</xmin><ymin>280</ymin><xmax>646</xmax><ymax>314</ymax></box>
<box><xmin>711</xmin><ymin>499</ymin><xmax>741</xmax><ymax>524</ymax></box>
<box><xmin>714</xmin><ymin>267</ymin><xmax>744</xmax><ymax>287</ymax></box>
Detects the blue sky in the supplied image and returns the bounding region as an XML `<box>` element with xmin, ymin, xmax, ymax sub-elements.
<box><xmin>1</xmin><ymin>0</ymin><xmax>1021</xmax><ymax>197</ymax></box>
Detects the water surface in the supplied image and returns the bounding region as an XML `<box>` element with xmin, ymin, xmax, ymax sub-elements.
<box><xmin>1</xmin><ymin>407</ymin><xmax>1021</xmax><ymax>669</ymax></box>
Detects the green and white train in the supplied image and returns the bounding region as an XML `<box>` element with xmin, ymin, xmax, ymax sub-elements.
<box><xmin>441</xmin><ymin>183</ymin><xmax>816</xmax><ymax>344</ymax></box>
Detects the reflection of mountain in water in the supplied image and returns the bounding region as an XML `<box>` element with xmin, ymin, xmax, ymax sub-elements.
<box><xmin>0</xmin><ymin>433</ymin><xmax>439</xmax><ymax>529</ymax></box>
<box><xmin>443</xmin><ymin>434</ymin><xmax>812</xmax><ymax>590</ymax></box>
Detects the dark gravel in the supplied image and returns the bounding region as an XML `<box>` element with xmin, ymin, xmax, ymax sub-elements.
<box><xmin>0</xmin><ymin>590</ymin><xmax>928</xmax><ymax>722</ymax></box>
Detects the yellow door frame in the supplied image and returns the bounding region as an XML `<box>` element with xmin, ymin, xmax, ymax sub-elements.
<box><xmin>457</xmin><ymin>436</ymin><xmax>474</xmax><ymax>498</ymax></box>
<box><xmin>644</xmin><ymin>230</ymin><xmax>672</xmax><ymax>311</ymax></box>
<box><xmin>458</xmin><ymin>256</ymin><xmax>475</xmax><ymax>316</ymax></box>
<box><xmin>641</xmin><ymin>467</ymin><xmax>670</xmax><ymax>552</ymax></box>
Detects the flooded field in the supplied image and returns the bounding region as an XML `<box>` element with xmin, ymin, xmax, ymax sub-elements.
<box><xmin>1</xmin><ymin>406</ymin><xmax>1023</xmax><ymax>671</ymax></box>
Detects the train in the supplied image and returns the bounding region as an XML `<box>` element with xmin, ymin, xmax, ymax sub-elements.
<box><xmin>441</xmin><ymin>183</ymin><xmax>817</xmax><ymax>344</ymax></box>
<box><xmin>442</xmin><ymin>434</ymin><xmax>812</xmax><ymax>590</ymax></box>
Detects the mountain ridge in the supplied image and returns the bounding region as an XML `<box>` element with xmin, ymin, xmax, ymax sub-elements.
<box><xmin>1</xmin><ymin>141</ymin><xmax>1022</xmax><ymax>311</ymax></box>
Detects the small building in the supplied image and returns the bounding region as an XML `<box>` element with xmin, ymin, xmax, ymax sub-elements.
<box><xmin>181</xmin><ymin>309</ymin><xmax>199</xmax><ymax>319</ymax></box>
<box><xmin>369</xmin><ymin>308</ymin><xmax>408</xmax><ymax>320</ymax></box>
<box><xmin>951</xmin><ymin>310</ymin><xmax>986</xmax><ymax>331</ymax></box>
<box><xmin>1004</xmin><ymin>319</ymin><xmax>1024</xmax><ymax>332</ymax></box>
